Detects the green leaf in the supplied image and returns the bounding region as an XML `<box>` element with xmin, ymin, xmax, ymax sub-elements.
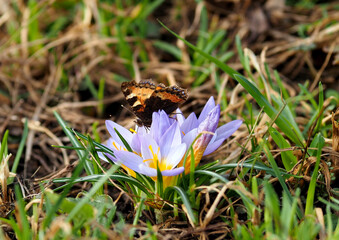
<box><xmin>153</xmin><ymin>40</ymin><xmax>182</xmax><ymax>60</ymax></box>
<box><xmin>305</xmin><ymin>133</ymin><xmax>325</xmax><ymax>215</ymax></box>
<box><xmin>264</xmin><ymin>181</ymin><xmax>281</xmax><ymax>233</ymax></box>
<box><xmin>172</xmin><ymin>186</ymin><xmax>197</xmax><ymax>226</ymax></box>
<box><xmin>54</xmin><ymin>111</ymin><xmax>94</xmax><ymax>175</ymax></box>
<box><xmin>0</xmin><ymin>130</ymin><xmax>9</xmax><ymax>162</ymax></box>
<box><xmin>269</xmin><ymin>126</ymin><xmax>297</xmax><ymax>171</ymax></box>
<box><xmin>52</xmin><ymin>174</ymin><xmax>152</xmax><ymax>198</ymax></box>
<box><xmin>14</xmin><ymin>185</ymin><xmax>32</xmax><ymax>239</ymax></box>
<box><xmin>262</xmin><ymin>142</ymin><xmax>302</xmax><ymax>219</ymax></box>
<box><xmin>280</xmin><ymin>189</ymin><xmax>299</xmax><ymax>237</ymax></box>
<box><xmin>10</xmin><ymin>119</ymin><xmax>29</xmax><ymax>177</ymax></box>
<box><xmin>66</xmin><ymin>165</ymin><xmax>119</xmax><ymax>222</ymax></box>
<box><xmin>234</xmin><ymin>74</ymin><xmax>304</xmax><ymax>145</ymax></box>
<box><xmin>45</xmin><ymin>190</ymin><xmax>95</xmax><ymax>225</ymax></box>
<box><xmin>195</xmin><ymin>170</ymin><xmax>229</xmax><ymax>184</ymax></box>
<box><xmin>156</xmin><ymin>165</ymin><xmax>163</xmax><ymax>197</ymax></box>
<box><xmin>114</xmin><ymin>128</ymin><xmax>133</xmax><ymax>152</ymax></box>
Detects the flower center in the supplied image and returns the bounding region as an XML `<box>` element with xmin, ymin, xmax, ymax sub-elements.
<box><xmin>144</xmin><ymin>145</ymin><xmax>170</xmax><ymax>171</ymax></box>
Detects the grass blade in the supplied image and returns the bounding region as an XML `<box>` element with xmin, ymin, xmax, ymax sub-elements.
<box><xmin>305</xmin><ymin>133</ymin><xmax>325</xmax><ymax>215</ymax></box>
<box><xmin>53</xmin><ymin>111</ymin><xmax>94</xmax><ymax>175</ymax></box>
<box><xmin>66</xmin><ymin>165</ymin><xmax>119</xmax><ymax>222</ymax></box>
<box><xmin>172</xmin><ymin>186</ymin><xmax>197</xmax><ymax>226</ymax></box>
<box><xmin>234</xmin><ymin>74</ymin><xmax>304</xmax><ymax>145</ymax></box>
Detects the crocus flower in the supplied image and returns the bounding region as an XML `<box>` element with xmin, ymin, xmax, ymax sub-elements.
<box><xmin>100</xmin><ymin>96</ymin><xmax>242</xmax><ymax>186</ymax></box>
<box><xmin>176</xmin><ymin>97</ymin><xmax>242</xmax><ymax>173</ymax></box>
<box><xmin>100</xmin><ymin>111</ymin><xmax>186</xmax><ymax>188</ymax></box>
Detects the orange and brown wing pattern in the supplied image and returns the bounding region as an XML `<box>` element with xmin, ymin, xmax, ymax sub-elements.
<box><xmin>121</xmin><ymin>80</ymin><xmax>155</xmax><ymax>113</ymax></box>
<box><xmin>121</xmin><ymin>80</ymin><xmax>188</xmax><ymax>127</ymax></box>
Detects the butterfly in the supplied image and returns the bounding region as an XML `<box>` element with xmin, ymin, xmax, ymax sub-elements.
<box><xmin>121</xmin><ymin>80</ymin><xmax>188</xmax><ymax>127</ymax></box>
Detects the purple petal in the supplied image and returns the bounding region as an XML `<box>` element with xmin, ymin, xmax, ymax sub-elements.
<box><xmin>189</xmin><ymin>105</ymin><xmax>220</xmax><ymax>155</ymax></box>
<box><xmin>198</xmin><ymin>105</ymin><xmax>220</xmax><ymax>134</ymax></box>
<box><xmin>172</xmin><ymin>121</ymin><xmax>182</xmax><ymax>147</ymax></box>
<box><xmin>180</xmin><ymin>112</ymin><xmax>198</xmax><ymax>135</ymax></box>
<box><xmin>164</xmin><ymin>143</ymin><xmax>186</xmax><ymax>167</ymax></box>
<box><xmin>131</xmin><ymin>134</ymin><xmax>142</xmax><ymax>153</ymax></box>
<box><xmin>105</xmin><ymin>137</ymin><xmax>115</xmax><ymax>149</ymax></box>
<box><xmin>159</xmin><ymin>121</ymin><xmax>180</xmax><ymax>157</ymax></box>
<box><xmin>140</xmin><ymin>136</ymin><xmax>160</xmax><ymax>161</ymax></box>
<box><xmin>202</xmin><ymin>120</ymin><xmax>242</xmax><ymax>156</ymax></box>
<box><xmin>215</xmin><ymin>120</ymin><xmax>242</xmax><ymax>139</ymax></box>
<box><xmin>198</xmin><ymin>96</ymin><xmax>216</xmax><ymax>123</ymax></box>
<box><xmin>114</xmin><ymin>150</ymin><xmax>147</xmax><ymax>174</ymax></box>
<box><xmin>182</xmin><ymin>128</ymin><xmax>198</xmax><ymax>147</ymax></box>
<box><xmin>98</xmin><ymin>151</ymin><xmax>117</xmax><ymax>163</ymax></box>
<box><xmin>105</xmin><ymin>120</ymin><xmax>133</xmax><ymax>146</ymax></box>
<box><xmin>100</xmin><ymin>137</ymin><xmax>119</xmax><ymax>159</ymax></box>
<box><xmin>203</xmin><ymin>138</ymin><xmax>225</xmax><ymax>156</ymax></box>
<box><xmin>161</xmin><ymin>167</ymin><xmax>184</xmax><ymax>176</ymax></box>
<box><xmin>175</xmin><ymin>108</ymin><xmax>185</xmax><ymax>125</ymax></box>
<box><xmin>139</xmin><ymin>164</ymin><xmax>157</xmax><ymax>176</ymax></box>
<box><xmin>150</xmin><ymin>111</ymin><xmax>172</xmax><ymax>143</ymax></box>
<box><xmin>136</xmin><ymin>126</ymin><xmax>148</xmax><ymax>135</ymax></box>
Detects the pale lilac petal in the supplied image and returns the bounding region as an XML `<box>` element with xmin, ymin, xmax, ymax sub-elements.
<box><xmin>198</xmin><ymin>105</ymin><xmax>220</xmax><ymax>134</ymax></box>
<box><xmin>103</xmin><ymin>137</ymin><xmax>122</xmax><ymax>154</ymax></box>
<box><xmin>114</xmin><ymin>150</ymin><xmax>147</xmax><ymax>174</ymax></box>
<box><xmin>139</xmin><ymin>164</ymin><xmax>157</xmax><ymax>176</ymax></box>
<box><xmin>182</xmin><ymin>128</ymin><xmax>198</xmax><ymax>147</ymax></box>
<box><xmin>202</xmin><ymin>120</ymin><xmax>242</xmax><ymax>156</ymax></box>
<box><xmin>215</xmin><ymin>120</ymin><xmax>242</xmax><ymax>139</ymax></box>
<box><xmin>180</xmin><ymin>112</ymin><xmax>198</xmax><ymax>134</ymax></box>
<box><xmin>136</xmin><ymin>125</ymin><xmax>148</xmax><ymax>135</ymax></box>
<box><xmin>161</xmin><ymin>167</ymin><xmax>184</xmax><ymax>176</ymax></box>
<box><xmin>198</xmin><ymin>96</ymin><xmax>216</xmax><ymax>123</ymax></box>
<box><xmin>140</xmin><ymin>136</ymin><xmax>160</xmax><ymax>161</ymax></box>
<box><xmin>105</xmin><ymin>120</ymin><xmax>133</xmax><ymax>146</ymax></box>
<box><xmin>175</xmin><ymin>108</ymin><xmax>185</xmax><ymax>125</ymax></box>
<box><xmin>171</xmin><ymin>122</ymin><xmax>182</xmax><ymax>147</ymax></box>
<box><xmin>139</xmin><ymin>165</ymin><xmax>184</xmax><ymax>177</ymax></box>
<box><xmin>190</xmin><ymin>106</ymin><xmax>220</xmax><ymax>154</ymax></box>
<box><xmin>131</xmin><ymin>134</ymin><xmax>142</xmax><ymax>153</ymax></box>
<box><xmin>193</xmin><ymin>131</ymin><xmax>214</xmax><ymax>154</ymax></box>
<box><xmin>98</xmin><ymin>151</ymin><xmax>106</xmax><ymax>161</ymax></box>
<box><xmin>100</xmin><ymin>151</ymin><xmax>117</xmax><ymax>163</ymax></box>
<box><xmin>163</xmin><ymin>143</ymin><xmax>186</xmax><ymax>167</ymax></box>
<box><xmin>150</xmin><ymin>111</ymin><xmax>172</xmax><ymax>143</ymax></box>
<box><xmin>98</xmin><ymin>151</ymin><xmax>116</xmax><ymax>163</ymax></box>
<box><xmin>98</xmin><ymin>137</ymin><xmax>119</xmax><ymax>162</ymax></box>
<box><xmin>105</xmin><ymin>137</ymin><xmax>115</xmax><ymax>148</ymax></box>
<box><xmin>203</xmin><ymin>139</ymin><xmax>225</xmax><ymax>156</ymax></box>
<box><xmin>159</xmin><ymin>122</ymin><xmax>179</xmax><ymax>157</ymax></box>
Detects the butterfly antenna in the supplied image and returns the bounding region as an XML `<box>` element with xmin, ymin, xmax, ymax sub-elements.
<box><xmin>121</xmin><ymin>104</ymin><xmax>136</xmax><ymax>116</ymax></box>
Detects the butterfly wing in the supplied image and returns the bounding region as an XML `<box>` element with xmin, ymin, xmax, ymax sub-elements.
<box><xmin>146</xmin><ymin>85</ymin><xmax>188</xmax><ymax>115</ymax></box>
<box><xmin>121</xmin><ymin>80</ymin><xmax>188</xmax><ymax>127</ymax></box>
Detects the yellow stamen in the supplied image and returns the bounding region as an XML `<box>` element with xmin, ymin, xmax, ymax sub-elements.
<box><xmin>143</xmin><ymin>158</ymin><xmax>152</xmax><ymax>163</ymax></box>
<box><xmin>112</xmin><ymin>141</ymin><xmax>128</xmax><ymax>152</ymax></box>
<box><xmin>112</xmin><ymin>141</ymin><xmax>120</xmax><ymax>150</ymax></box>
<box><xmin>149</xmin><ymin>145</ymin><xmax>159</xmax><ymax>168</ymax></box>
<box><xmin>129</xmin><ymin>128</ymin><xmax>137</xmax><ymax>134</ymax></box>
